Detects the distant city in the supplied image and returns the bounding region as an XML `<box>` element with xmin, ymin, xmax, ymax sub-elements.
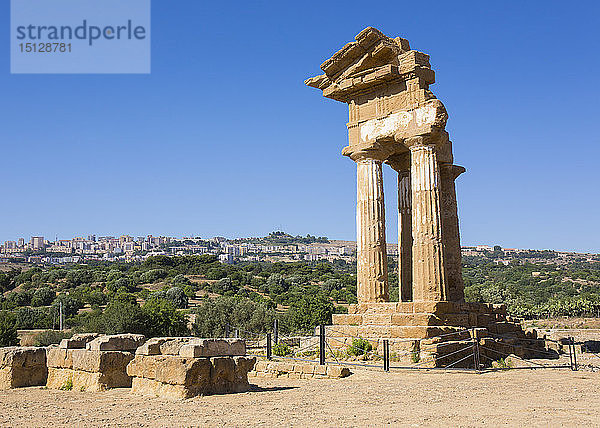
<box><xmin>1</xmin><ymin>233</ymin><xmax>598</xmax><ymax>266</ymax></box>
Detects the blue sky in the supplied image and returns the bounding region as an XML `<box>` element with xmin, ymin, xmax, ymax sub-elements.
<box><xmin>1</xmin><ymin>1</ymin><xmax>599</xmax><ymax>253</ymax></box>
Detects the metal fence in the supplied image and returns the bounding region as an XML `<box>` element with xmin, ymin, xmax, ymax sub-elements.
<box><xmin>225</xmin><ymin>321</ymin><xmax>600</xmax><ymax>373</ymax></box>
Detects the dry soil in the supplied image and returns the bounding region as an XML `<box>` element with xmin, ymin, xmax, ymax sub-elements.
<box><xmin>1</xmin><ymin>367</ymin><xmax>599</xmax><ymax>427</ymax></box>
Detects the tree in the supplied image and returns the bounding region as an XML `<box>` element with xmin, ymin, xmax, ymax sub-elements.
<box><xmin>0</xmin><ymin>311</ymin><xmax>19</xmax><ymax>347</ymax></box>
<box><xmin>192</xmin><ymin>296</ymin><xmax>275</xmax><ymax>338</ymax></box>
<box><xmin>284</xmin><ymin>292</ymin><xmax>333</xmax><ymax>334</ymax></box>
<box><xmin>31</xmin><ymin>287</ymin><xmax>56</xmax><ymax>307</ymax></box>
<box><xmin>165</xmin><ymin>287</ymin><xmax>188</xmax><ymax>309</ymax></box>
<box><xmin>142</xmin><ymin>298</ymin><xmax>189</xmax><ymax>337</ymax></box>
<box><xmin>52</xmin><ymin>294</ymin><xmax>83</xmax><ymax>319</ymax></box>
<box><xmin>98</xmin><ymin>300</ymin><xmax>146</xmax><ymax>335</ymax></box>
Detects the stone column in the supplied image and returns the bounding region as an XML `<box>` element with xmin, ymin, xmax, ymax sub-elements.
<box><xmin>409</xmin><ymin>141</ymin><xmax>447</xmax><ymax>302</ymax></box>
<box><xmin>440</xmin><ymin>164</ymin><xmax>466</xmax><ymax>302</ymax></box>
<box><xmin>398</xmin><ymin>169</ymin><xmax>413</xmax><ymax>302</ymax></box>
<box><xmin>356</xmin><ymin>157</ymin><xmax>389</xmax><ymax>303</ymax></box>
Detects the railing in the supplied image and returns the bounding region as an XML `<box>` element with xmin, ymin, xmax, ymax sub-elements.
<box><xmin>223</xmin><ymin>321</ymin><xmax>600</xmax><ymax>373</ymax></box>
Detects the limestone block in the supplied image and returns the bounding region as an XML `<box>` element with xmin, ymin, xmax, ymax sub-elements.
<box><xmin>59</xmin><ymin>333</ymin><xmax>100</xmax><ymax>349</ymax></box>
<box><xmin>0</xmin><ymin>347</ymin><xmax>47</xmax><ymax>389</ymax></box>
<box><xmin>391</xmin><ymin>313</ymin><xmax>441</xmax><ymax>326</ymax></box>
<box><xmin>331</xmin><ymin>314</ymin><xmax>363</xmax><ymax>325</ymax></box>
<box><xmin>438</xmin><ymin>313</ymin><xmax>469</xmax><ymax>327</ymax></box>
<box><xmin>325</xmin><ymin>365</ymin><xmax>351</xmax><ymax>378</ymax></box>
<box><xmin>159</xmin><ymin>337</ymin><xmax>196</xmax><ymax>355</ymax></box>
<box><xmin>395</xmin><ymin>302</ymin><xmax>415</xmax><ymax>313</ymax></box>
<box><xmin>136</xmin><ymin>337</ymin><xmax>171</xmax><ymax>356</ymax></box>
<box><xmin>72</xmin><ymin>350</ymin><xmax>134</xmax><ymax>374</ymax></box>
<box><xmin>73</xmin><ymin>370</ymin><xmax>131</xmax><ymax>391</ymax></box>
<box><xmin>129</xmin><ymin>355</ymin><xmax>255</xmax><ymax>398</ymax></box>
<box><xmin>361</xmin><ymin>313</ymin><xmax>392</xmax><ymax>325</ymax></box>
<box><xmin>86</xmin><ymin>334</ymin><xmax>146</xmax><ymax>351</ymax></box>
<box><xmin>178</xmin><ymin>339</ymin><xmax>246</xmax><ymax>358</ymax></box>
<box><xmin>128</xmin><ymin>355</ymin><xmax>210</xmax><ymax>386</ymax></box>
<box><xmin>131</xmin><ymin>376</ymin><xmax>191</xmax><ymax>399</ymax></box>
<box><xmin>46</xmin><ymin>367</ymin><xmax>75</xmax><ymax>389</ymax></box>
<box><xmin>46</xmin><ymin>346</ymin><xmax>74</xmax><ymax>369</ymax></box>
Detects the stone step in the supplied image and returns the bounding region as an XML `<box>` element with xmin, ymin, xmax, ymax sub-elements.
<box><xmin>347</xmin><ymin>302</ymin><xmax>508</xmax><ymax>316</ymax></box>
<box><xmin>326</xmin><ymin>324</ymin><xmax>470</xmax><ymax>340</ymax></box>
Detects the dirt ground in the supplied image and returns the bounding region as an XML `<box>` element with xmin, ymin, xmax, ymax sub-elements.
<box><xmin>1</xmin><ymin>368</ymin><xmax>599</xmax><ymax>427</ymax></box>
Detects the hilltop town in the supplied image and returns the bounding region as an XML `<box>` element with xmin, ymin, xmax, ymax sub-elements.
<box><xmin>1</xmin><ymin>231</ymin><xmax>597</xmax><ymax>267</ymax></box>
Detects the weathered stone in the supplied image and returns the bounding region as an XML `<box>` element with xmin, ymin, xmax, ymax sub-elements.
<box><xmin>46</xmin><ymin>346</ymin><xmax>74</xmax><ymax>369</ymax></box>
<box><xmin>0</xmin><ymin>347</ymin><xmax>47</xmax><ymax>389</ymax></box>
<box><xmin>59</xmin><ymin>333</ymin><xmax>100</xmax><ymax>349</ymax></box>
<box><xmin>136</xmin><ymin>337</ymin><xmax>171</xmax><ymax>355</ymax></box>
<box><xmin>86</xmin><ymin>334</ymin><xmax>145</xmax><ymax>351</ymax></box>
<box><xmin>178</xmin><ymin>339</ymin><xmax>246</xmax><ymax>358</ymax></box>
<box><xmin>305</xmin><ymin>28</ymin><xmax>550</xmax><ymax>369</ymax></box>
<box><xmin>128</xmin><ymin>354</ymin><xmax>255</xmax><ymax>399</ymax></box>
<box><xmin>159</xmin><ymin>337</ymin><xmax>195</xmax><ymax>355</ymax></box>
<box><xmin>72</xmin><ymin>349</ymin><xmax>134</xmax><ymax>374</ymax></box>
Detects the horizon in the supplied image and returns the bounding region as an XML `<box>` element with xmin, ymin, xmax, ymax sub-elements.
<box><xmin>2</xmin><ymin>1</ymin><xmax>599</xmax><ymax>253</ymax></box>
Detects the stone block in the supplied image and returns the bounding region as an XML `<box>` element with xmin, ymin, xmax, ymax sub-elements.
<box><xmin>313</xmin><ymin>364</ymin><xmax>327</xmax><ymax>376</ymax></box>
<box><xmin>357</xmin><ymin>325</ymin><xmax>391</xmax><ymax>337</ymax></box>
<box><xmin>131</xmin><ymin>377</ymin><xmax>190</xmax><ymax>399</ymax></box>
<box><xmin>361</xmin><ymin>313</ymin><xmax>392</xmax><ymax>325</ymax></box>
<box><xmin>178</xmin><ymin>339</ymin><xmax>246</xmax><ymax>358</ymax></box>
<box><xmin>395</xmin><ymin>302</ymin><xmax>415</xmax><ymax>313</ymax></box>
<box><xmin>86</xmin><ymin>334</ymin><xmax>146</xmax><ymax>351</ymax></box>
<box><xmin>136</xmin><ymin>337</ymin><xmax>171</xmax><ymax>356</ymax></box>
<box><xmin>46</xmin><ymin>346</ymin><xmax>74</xmax><ymax>369</ymax></box>
<box><xmin>390</xmin><ymin>313</ymin><xmax>441</xmax><ymax>326</ymax></box>
<box><xmin>331</xmin><ymin>314</ymin><xmax>362</xmax><ymax>325</ymax></box>
<box><xmin>0</xmin><ymin>347</ymin><xmax>47</xmax><ymax>389</ymax></box>
<box><xmin>325</xmin><ymin>365</ymin><xmax>351</xmax><ymax>378</ymax></box>
<box><xmin>439</xmin><ymin>313</ymin><xmax>470</xmax><ymax>327</ymax></box>
<box><xmin>326</xmin><ymin>325</ymin><xmax>359</xmax><ymax>337</ymax></box>
<box><xmin>45</xmin><ymin>367</ymin><xmax>75</xmax><ymax>389</ymax></box>
<box><xmin>72</xmin><ymin>350</ymin><xmax>134</xmax><ymax>374</ymax></box>
<box><xmin>159</xmin><ymin>337</ymin><xmax>195</xmax><ymax>355</ymax></box>
<box><xmin>128</xmin><ymin>355</ymin><xmax>254</xmax><ymax>398</ymax></box>
<box><xmin>298</xmin><ymin>363</ymin><xmax>315</xmax><ymax>375</ymax></box>
<box><xmin>59</xmin><ymin>333</ymin><xmax>100</xmax><ymax>349</ymax></box>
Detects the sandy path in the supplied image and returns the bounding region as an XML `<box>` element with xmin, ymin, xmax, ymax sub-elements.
<box><xmin>0</xmin><ymin>368</ymin><xmax>598</xmax><ymax>427</ymax></box>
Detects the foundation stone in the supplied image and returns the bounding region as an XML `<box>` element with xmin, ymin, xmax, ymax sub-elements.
<box><xmin>0</xmin><ymin>347</ymin><xmax>47</xmax><ymax>389</ymax></box>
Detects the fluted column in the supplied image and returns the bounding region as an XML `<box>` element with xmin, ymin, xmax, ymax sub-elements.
<box><xmin>409</xmin><ymin>143</ymin><xmax>447</xmax><ymax>302</ymax></box>
<box><xmin>440</xmin><ymin>164</ymin><xmax>466</xmax><ymax>302</ymax></box>
<box><xmin>398</xmin><ymin>169</ymin><xmax>413</xmax><ymax>302</ymax></box>
<box><xmin>356</xmin><ymin>157</ymin><xmax>389</xmax><ymax>303</ymax></box>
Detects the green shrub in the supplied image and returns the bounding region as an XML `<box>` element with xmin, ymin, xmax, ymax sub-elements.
<box><xmin>0</xmin><ymin>311</ymin><xmax>19</xmax><ymax>347</ymax></box>
<box><xmin>348</xmin><ymin>337</ymin><xmax>372</xmax><ymax>356</ymax></box>
<box><xmin>59</xmin><ymin>378</ymin><xmax>73</xmax><ymax>391</ymax></box>
<box><xmin>273</xmin><ymin>342</ymin><xmax>292</xmax><ymax>356</ymax></box>
<box><xmin>33</xmin><ymin>330</ymin><xmax>72</xmax><ymax>347</ymax></box>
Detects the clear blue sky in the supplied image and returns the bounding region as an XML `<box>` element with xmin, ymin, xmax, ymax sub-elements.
<box><xmin>1</xmin><ymin>1</ymin><xmax>599</xmax><ymax>253</ymax></box>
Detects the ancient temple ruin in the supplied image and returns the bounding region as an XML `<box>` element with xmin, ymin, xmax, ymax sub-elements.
<box><xmin>306</xmin><ymin>27</ymin><xmax>546</xmax><ymax>365</ymax></box>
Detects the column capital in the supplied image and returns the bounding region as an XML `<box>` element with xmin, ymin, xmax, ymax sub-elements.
<box><xmin>386</xmin><ymin>152</ymin><xmax>410</xmax><ymax>173</ymax></box>
<box><xmin>342</xmin><ymin>141</ymin><xmax>395</xmax><ymax>162</ymax></box>
<box><xmin>440</xmin><ymin>163</ymin><xmax>466</xmax><ymax>180</ymax></box>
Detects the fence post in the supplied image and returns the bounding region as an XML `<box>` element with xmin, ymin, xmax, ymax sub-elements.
<box><xmin>571</xmin><ymin>337</ymin><xmax>578</xmax><ymax>371</ymax></box>
<box><xmin>383</xmin><ymin>339</ymin><xmax>390</xmax><ymax>372</ymax></box>
<box><xmin>234</xmin><ymin>329</ymin><xmax>239</xmax><ymax>339</ymax></box>
<box><xmin>568</xmin><ymin>337</ymin><xmax>574</xmax><ymax>369</ymax></box>
<box><xmin>266</xmin><ymin>333</ymin><xmax>272</xmax><ymax>360</ymax></box>
<box><xmin>224</xmin><ymin>324</ymin><xmax>230</xmax><ymax>338</ymax></box>
<box><xmin>472</xmin><ymin>328</ymin><xmax>481</xmax><ymax>371</ymax></box>
<box><xmin>319</xmin><ymin>325</ymin><xmax>326</xmax><ymax>365</ymax></box>
<box><xmin>274</xmin><ymin>319</ymin><xmax>279</xmax><ymax>345</ymax></box>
